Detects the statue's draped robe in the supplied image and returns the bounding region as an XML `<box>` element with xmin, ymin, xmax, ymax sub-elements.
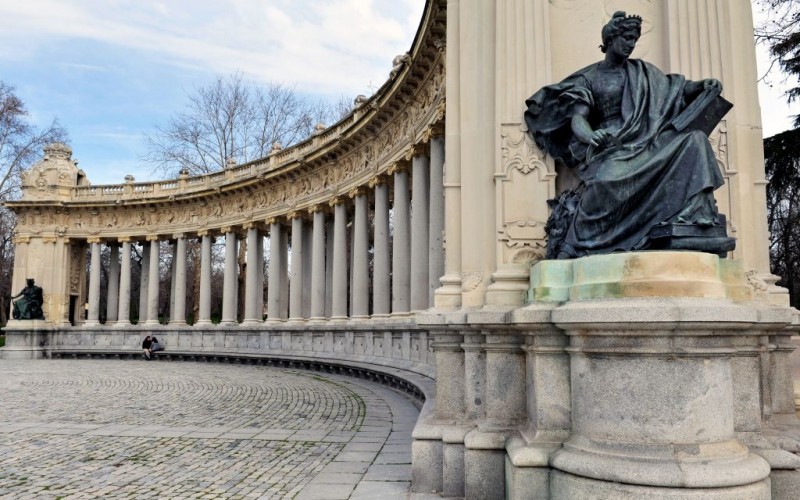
<box><xmin>524</xmin><ymin>59</ymin><xmax>723</xmax><ymax>256</ymax></box>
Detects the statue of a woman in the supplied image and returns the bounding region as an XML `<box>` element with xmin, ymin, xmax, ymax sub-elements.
<box><xmin>525</xmin><ymin>11</ymin><xmax>734</xmax><ymax>259</ymax></box>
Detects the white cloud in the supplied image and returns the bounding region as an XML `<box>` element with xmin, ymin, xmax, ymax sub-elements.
<box><xmin>0</xmin><ymin>0</ymin><xmax>423</xmax><ymax>96</ymax></box>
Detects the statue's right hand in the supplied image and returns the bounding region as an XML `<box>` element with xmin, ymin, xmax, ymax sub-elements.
<box><xmin>589</xmin><ymin>129</ymin><xmax>613</xmax><ymax>148</ymax></box>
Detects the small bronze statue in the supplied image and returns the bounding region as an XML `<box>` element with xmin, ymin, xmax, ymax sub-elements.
<box><xmin>525</xmin><ymin>11</ymin><xmax>734</xmax><ymax>259</ymax></box>
<box><xmin>11</xmin><ymin>278</ymin><xmax>45</xmax><ymax>320</ymax></box>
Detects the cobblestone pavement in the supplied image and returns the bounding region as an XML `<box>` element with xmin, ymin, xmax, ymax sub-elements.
<box><xmin>0</xmin><ymin>359</ymin><xmax>426</xmax><ymax>499</ymax></box>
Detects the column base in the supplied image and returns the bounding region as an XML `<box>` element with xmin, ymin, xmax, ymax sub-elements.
<box><xmin>551</xmin><ymin>436</ymin><xmax>770</xmax><ymax>489</ymax></box>
<box><xmin>240</xmin><ymin>319</ymin><xmax>263</xmax><ymax>326</ymax></box>
<box><xmin>83</xmin><ymin>321</ymin><xmax>101</xmax><ymax>327</ymax></box>
<box><xmin>550</xmin><ymin>470</ymin><xmax>770</xmax><ymax>500</ymax></box>
<box><xmin>194</xmin><ymin>319</ymin><xmax>213</xmax><ymax>326</ymax></box>
<box><xmin>112</xmin><ymin>321</ymin><xmax>132</xmax><ymax>328</ymax></box>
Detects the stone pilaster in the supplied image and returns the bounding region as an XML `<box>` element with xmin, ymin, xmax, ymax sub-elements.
<box><xmin>435</xmin><ymin>0</ymin><xmax>462</xmax><ymax>309</ymax></box>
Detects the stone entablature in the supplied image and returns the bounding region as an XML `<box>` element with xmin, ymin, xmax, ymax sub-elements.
<box><xmin>9</xmin><ymin>2</ymin><xmax>446</xmax><ymax>242</ymax></box>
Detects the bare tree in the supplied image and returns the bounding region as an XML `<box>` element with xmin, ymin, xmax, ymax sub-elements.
<box><xmin>0</xmin><ymin>82</ymin><xmax>67</xmax><ymax>326</ymax></box>
<box><xmin>143</xmin><ymin>73</ymin><xmax>353</xmax><ymax>177</ymax></box>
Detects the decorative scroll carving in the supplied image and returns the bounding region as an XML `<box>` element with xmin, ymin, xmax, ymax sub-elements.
<box><xmin>496</xmin><ymin>124</ymin><xmax>556</xmax><ymax>261</ymax></box>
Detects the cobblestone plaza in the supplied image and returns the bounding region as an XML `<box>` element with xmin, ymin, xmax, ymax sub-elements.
<box><xmin>0</xmin><ymin>360</ymin><xmax>422</xmax><ymax>499</ymax></box>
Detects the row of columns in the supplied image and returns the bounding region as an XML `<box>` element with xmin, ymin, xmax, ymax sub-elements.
<box><xmin>82</xmin><ymin>136</ymin><xmax>445</xmax><ymax>326</ymax></box>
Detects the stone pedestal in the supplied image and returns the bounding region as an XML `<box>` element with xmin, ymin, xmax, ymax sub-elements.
<box><xmin>416</xmin><ymin>252</ymin><xmax>794</xmax><ymax>499</ymax></box>
<box><xmin>1</xmin><ymin>320</ymin><xmax>53</xmax><ymax>359</ymax></box>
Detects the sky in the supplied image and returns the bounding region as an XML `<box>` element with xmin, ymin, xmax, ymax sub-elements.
<box><xmin>0</xmin><ymin>1</ymin><xmax>796</xmax><ymax>186</ymax></box>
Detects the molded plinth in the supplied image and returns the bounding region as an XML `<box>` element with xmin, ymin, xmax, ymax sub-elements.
<box><xmin>529</xmin><ymin>251</ymin><xmax>753</xmax><ymax>302</ymax></box>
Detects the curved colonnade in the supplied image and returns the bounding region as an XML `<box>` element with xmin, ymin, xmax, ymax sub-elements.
<box><xmin>6</xmin><ymin>2</ymin><xmax>447</xmax><ymax>384</ymax></box>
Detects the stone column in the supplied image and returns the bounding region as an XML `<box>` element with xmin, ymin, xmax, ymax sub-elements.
<box><xmin>410</xmin><ymin>146</ymin><xmax>430</xmax><ymax>311</ymax></box>
<box><xmin>302</xmin><ymin>220</ymin><xmax>313</xmax><ymax>319</ymax></box>
<box><xmin>331</xmin><ymin>197</ymin><xmax>349</xmax><ymax>320</ymax></box>
<box><xmin>351</xmin><ymin>188</ymin><xmax>370</xmax><ymax>319</ymax></box>
<box><xmin>325</xmin><ymin>216</ymin><xmax>335</xmax><ymax>318</ymax></box>
<box><xmin>391</xmin><ymin>164</ymin><xmax>411</xmax><ymax>315</ymax></box>
<box><xmin>243</xmin><ymin>224</ymin><xmax>263</xmax><ymax>325</ymax></box>
<box><xmin>220</xmin><ymin>228</ymin><xmax>238</xmax><ymax>325</ymax></box>
<box><xmin>371</xmin><ymin>178</ymin><xmax>391</xmax><ymax>318</ymax></box>
<box><xmin>310</xmin><ymin>207</ymin><xmax>327</xmax><ymax>321</ymax></box>
<box><xmin>106</xmin><ymin>242</ymin><xmax>120</xmax><ymax>323</ymax></box>
<box><xmin>85</xmin><ymin>238</ymin><xmax>102</xmax><ymax>326</ymax></box>
<box><xmin>289</xmin><ymin>213</ymin><xmax>305</xmax><ymax>322</ymax></box>
<box><xmin>196</xmin><ymin>232</ymin><xmax>213</xmax><ymax>325</ymax></box>
<box><xmin>267</xmin><ymin>219</ymin><xmax>285</xmax><ymax>323</ymax></box>
<box><xmin>115</xmin><ymin>238</ymin><xmax>132</xmax><ymax>327</ymax></box>
<box><xmin>138</xmin><ymin>242</ymin><xmax>150</xmax><ymax>323</ymax></box>
<box><xmin>171</xmin><ymin>234</ymin><xmax>187</xmax><ymax>325</ymax></box>
<box><xmin>144</xmin><ymin>236</ymin><xmax>160</xmax><ymax>326</ymax></box>
<box><xmin>429</xmin><ymin>133</ymin><xmax>445</xmax><ymax>307</ymax></box>
<box><xmin>169</xmin><ymin>241</ymin><xmax>177</xmax><ymax>322</ymax></box>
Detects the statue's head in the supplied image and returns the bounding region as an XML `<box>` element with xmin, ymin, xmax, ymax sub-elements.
<box><xmin>600</xmin><ymin>11</ymin><xmax>642</xmax><ymax>53</ymax></box>
<box><xmin>26</xmin><ymin>278</ymin><xmax>35</xmax><ymax>287</ymax></box>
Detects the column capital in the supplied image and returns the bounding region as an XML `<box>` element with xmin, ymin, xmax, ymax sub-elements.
<box><xmin>348</xmin><ymin>186</ymin><xmax>366</xmax><ymax>199</ymax></box>
<box><xmin>41</xmin><ymin>236</ymin><xmax>58</xmax><ymax>244</ymax></box>
<box><xmin>387</xmin><ymin>162</ymin><xmax>407</xmax><ymax>175</ymax></box>
<box><xmin>266</xmin><ymin>216</ymin><xmax>282</xmax><ymax>226</ymax></box>
<box><xmin>329</xmin><ymin>196</ymin><xmax>346</xmax><ymax>207</ymax></box>
<box><xmin>242</xmin><ymin>221</ymin><xmax>257</xmax><ymax>231</ymax></box>
<box><xmin>287</xmin><ymin>211</ymin><xmax>304</xmax><ymax>221</ymax></box>
<box><xmin>118</xmin><ymin>236</ymin><xmax>132</xmax><ymax>243</ymax></box>
<box><xmin>423</xmin><ymin>122</ymin><xmax>445</xmax><ymax>142</ymax></box>
<box><xmin>368</xmin><ymin>176</ymin><xmax>387</xmax><ymax>188</ymax></box>
<box><xmin>197</xmin><ymin>229</ymin><xmax>210</xmax><ymax>237</ymax></box>
<box><xmin>12</xmin><ymin>236</ymin><xmax>31</xmax><ymax>245</ymax></box>
<box><xmin>220</xmin><ymin>226</ymin><xmax>234</xmax><ymax>234</ymax></box>
<box><xmin>172</xmin><ymin>233</ymin><xmax>186</xmax><ymax>240</ymax></box>
<box><xmin>86</xmin><ymin>236</ymin><xmax>102</xmax><ymax>244</ymax></box>
<box><xmin>146</xmin><ymin>234</ymin><xmax>159</xmax><ymax>242</ymax></box>
<box><xmin>307</xmin><ymin>204</ymin><xmax>327</xmax><ymax>215</ymax></box>
<box><xmin>404</xmin><ymin>143</ymin><xmax>428</xmax><ymax>160</ymax></box>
